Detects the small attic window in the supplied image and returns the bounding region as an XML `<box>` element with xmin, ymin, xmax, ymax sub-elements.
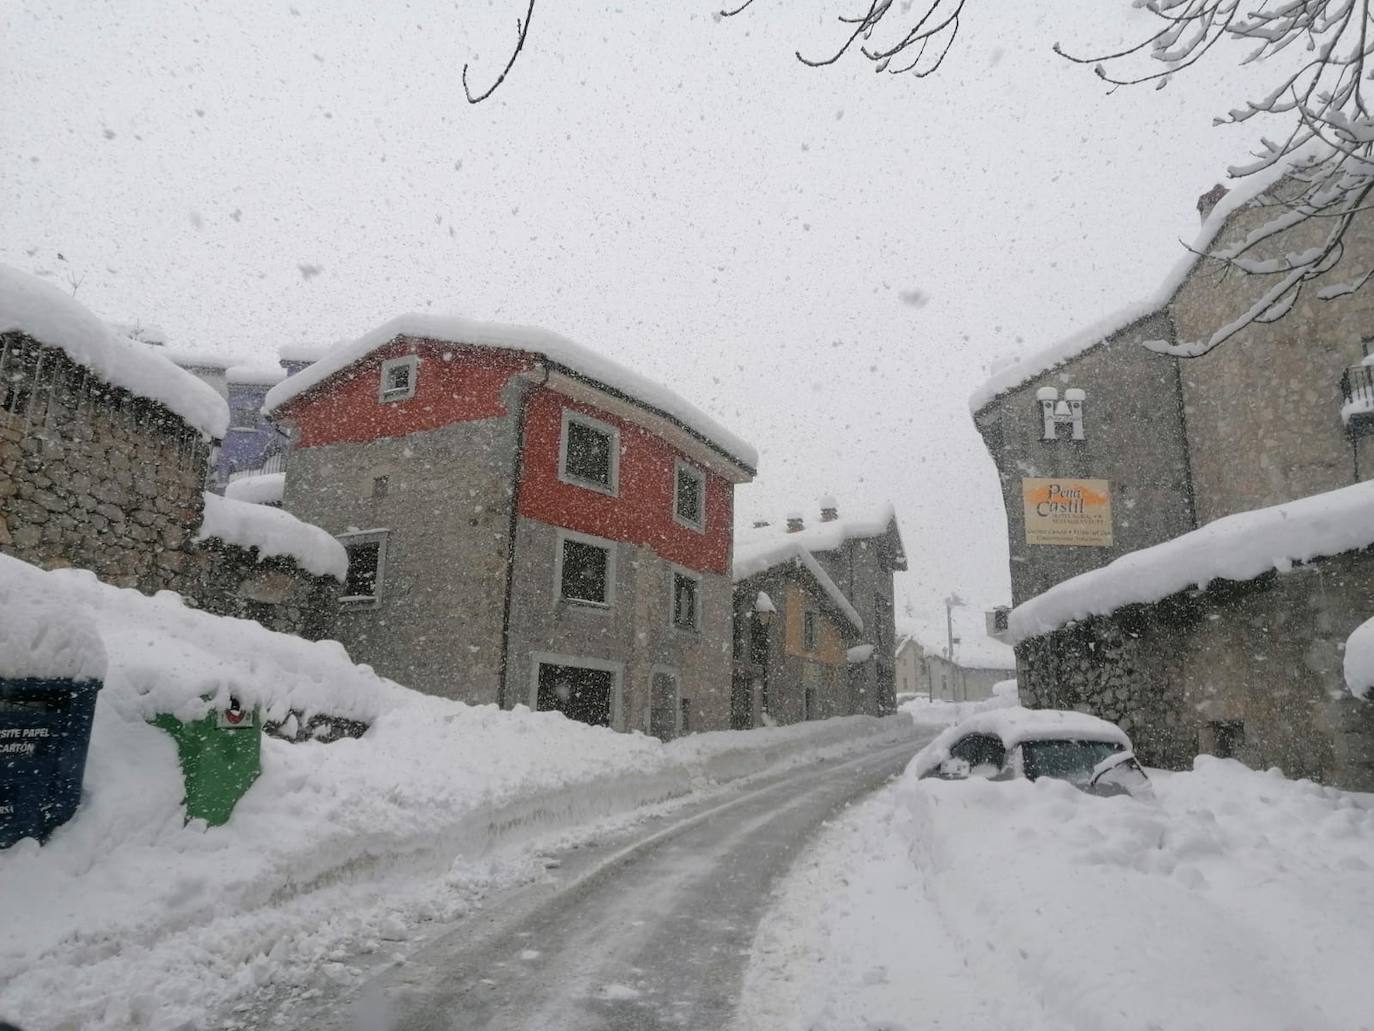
<box><xmin>379</xmin><ymin>356</ymin><xmax>418</xmax><ymax>403</ymax></box>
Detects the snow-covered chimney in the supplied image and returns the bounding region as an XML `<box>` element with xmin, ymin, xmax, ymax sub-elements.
<box><xmin>785</xmin><ymin>512</ymin><xmax>805</xmax><ymax>533</ymax></box>
<box><xmin>819</xmin><ymin>495</ymin><xmax>839</xmax><ymax>522</ymax></box>
<box><xmin>1197</xmin><ymin>183</ymin><xmax>1229</xmax><ymax>223</ymax></box>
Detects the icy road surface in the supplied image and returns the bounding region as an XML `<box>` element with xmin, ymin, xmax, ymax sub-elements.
<box><xmin>250</xmin><ymin>734</ymin><xmax>926</xmax><ymax>1030</ymax></box>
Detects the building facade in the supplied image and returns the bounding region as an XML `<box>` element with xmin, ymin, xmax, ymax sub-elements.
<box><xmin>269</xmin><ymin>319</ymin><xmax>756</xmax><ymax>735</ymax></box>
<box><xmin>731</xmin><ymin>540</ymin><xmax>864</xmax><ymax>728</ymax></box>
<box><xmin>895</xmin><ymin>635</ymin><xmax>1015</xmax><ymax>703</ymax></box>
<box><xmin>972</xmin><ymin>175</ymin><xmax>1374</xmax><ymax>788</ymax></box>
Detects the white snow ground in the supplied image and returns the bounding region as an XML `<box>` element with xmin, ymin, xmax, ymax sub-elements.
<box><xmin>0</xmin><ymin>690</ymin><xmax>906</xmax><ymax>1031</ymax></box>
<box><xmin>738</xmin><ymin>713</ymin><xmax>1374</xmax><ymax>1031</ymax></box>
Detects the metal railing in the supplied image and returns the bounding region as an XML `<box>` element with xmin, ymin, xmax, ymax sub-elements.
<box><xmin>1341</xmin><ymin>364</ymin><xmax>1374</xmax><ymax>408</ymax></box>
<box><xmin>225</xmin><ymin>451</ymin><xmax>287</xmax><ymax>482</ymax></box>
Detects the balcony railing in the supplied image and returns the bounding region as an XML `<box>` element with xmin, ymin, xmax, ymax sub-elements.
<box><xmin>225</xmin><ymin>451</ymin><xmax>287</xmax><ymax>482</ymax></box>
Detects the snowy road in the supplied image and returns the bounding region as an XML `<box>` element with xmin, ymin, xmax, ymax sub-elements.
<box><xmin>252</xmin><ymin>733</ymin><xmax>926</xmax><ymax>1031</ymax></box>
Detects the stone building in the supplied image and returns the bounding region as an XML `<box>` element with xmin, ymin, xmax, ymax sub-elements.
<box><xmin>731</xmin><ymin>538</ymin><xmax>864</xmax><ymax>728</ymax></box>
<box><xmin>970</xmin><ymin>171</ymin><xmax>1374</xmax><ymax>788</ymax></box>
<box><xmin>1</xmin><ymin>265</ymin><xmax>343</xmax><ymax>639</ymax></box>
<box><xmin>264</xmin><ymin>314</ymin><xmax>757</xmax><ymax>735</ymax></box>
<box><xmin>734</xmin><ymin>501</ymin><xmax>907</xmax><ymax>718</ymax></box>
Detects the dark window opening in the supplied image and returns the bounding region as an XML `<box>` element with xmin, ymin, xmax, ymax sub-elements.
<box><xmin>803</xmin><ymin>610</ymin><xmax>818</xmax><ymax>651</ymax></box>
<box><xmin>672</xmin><ymin>572</ymin><xmax>699</xmax><ymax>630</ymax></box>
<box><xmin>381</xmin><ymin>360</ymin><xmax>415</xmax><ymax>400</ymax></box>
<box><xmin>564</xmin><ymin>418</ymin><xmax>614</xmax><ymax>489</ymax></box>
<box><xmin>343</xmin><ymin>541</ymin><xmax>381</xmax><ymax>598</ymax></box>
<box><xmin>372</xmin><ymin>475</ymin><xmax>389</xmax><ymax>498</ymax></box>
<box><xmin>675</xmin><ymin>464</ymin><xmax>704</xmax><ymax>526</ymax></box>
<box><xmin>561</xmin><ymin>538</ymin><xmax>610</xmax><ymax>604</ymax></box>
<box><xmin>1211</xmin><ymin>720</ymin><xmax>1245</xmax><ymax>759</ymax></box>
<box><xmin>537</xmin><ymin>663</ymin><xmax>613</xmax><ymax>727</ymax></box>
<box><xmin>948</xmin><ymin>733</ymin><xmax>1006</xmax><ymax>772</ymax></box>
<box><xmin>650</xmin><ymin>672</ymin><xmax>678</xmax><ymax>740</ymax></box>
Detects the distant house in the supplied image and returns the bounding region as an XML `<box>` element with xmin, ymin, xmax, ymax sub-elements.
<box><xmin>734</xmin><ymin>499</ymin><xmax>907</xmax><ymax>717</ymax></box>
<box><xmin>264</xmin><ymin>314</ymin><xmax>757</xmax><ymax>735</ymax></box>
<box><xmin>894</xmin><ymin>619</ymin><xmax>1015</xmax><ymax>703</ymax></box>
<box><xmin>731</xmin><ymin>538</ymin><xmax>864</xmax><ymax>727</ymax></box>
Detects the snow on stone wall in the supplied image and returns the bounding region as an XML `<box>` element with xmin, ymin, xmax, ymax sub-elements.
<box><xmin>196</xmin><ymin>491</ymin><xmax>346</xmax><ymax>580</ymax></box>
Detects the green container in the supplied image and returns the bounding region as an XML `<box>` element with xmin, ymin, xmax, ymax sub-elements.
<box><xmin>152</xmin><ymin>699</ymin><xmax>261</xmax><ymax>826</ymax></box>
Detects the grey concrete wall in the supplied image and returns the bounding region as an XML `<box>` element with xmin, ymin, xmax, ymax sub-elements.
<box><xmin>973</xmin><ymin>312</ymin><xmax>1197</xmax><ymax>606</ymax></box>
<box><xmin>282</xmin><ymin>410</ymin><xmax>521</xmax><ymax>702</ymax></box>
<box><xmin>0</xmin><ymin>334</ymin><xmax>211</xmax><ymax>594</ymax></box>
<box><xmin>1018</xmin><ymin>549</ymin><xmax>1374</xmax><ymax>791</ymax></box>
<box><xmin>508</xmin><ymin>516</ymin><xmax>733</xmax><ymax>732</ymax></box>
<box><xmin>1171</xmin><ymin>185</ymin><xmax>1374</xmax><ymax>523</ymax></box>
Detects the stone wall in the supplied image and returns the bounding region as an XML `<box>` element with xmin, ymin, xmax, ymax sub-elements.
<box><xmin>189</xmin><ymin>537</ymin><xmax>340</xmax><ymax>640</ymax></box>
<box><xmin>0</xmin><ymin>333</ymin><xmax>210</xmax><ymax>594</ymax></box>
<box><xmin>972</xmin><ymin>311</ymin><xmax>1197</xmax><ymax>607</ymax></box>
<box><xmin>1017</xmin><ymin>549</ymin><xmax>1374</xmax><ymax>790</ymax></box>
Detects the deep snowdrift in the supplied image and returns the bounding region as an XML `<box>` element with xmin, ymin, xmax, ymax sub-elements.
<box><xmin>740</xmin><ymin>755</ymin><xmax>1374</xmax><ymax>1031</ymax></box>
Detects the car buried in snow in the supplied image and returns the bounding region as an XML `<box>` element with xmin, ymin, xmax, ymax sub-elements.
<box><xmin>912</xmin><ymin>707</ymin><xmax>1154</xmax><ymax>800</ymax></box>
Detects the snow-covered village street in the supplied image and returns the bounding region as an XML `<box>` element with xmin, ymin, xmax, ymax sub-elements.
<box><xmin>8</xmin><ymin>2</ymin><xmax>1374</xmax><ymax>1030</ymax></box>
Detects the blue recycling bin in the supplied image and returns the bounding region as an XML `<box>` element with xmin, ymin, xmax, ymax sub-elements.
<box><xmin>0</xmin><ymin>677</ymin><xmax>102</xmax><ymax>848</ymax></box>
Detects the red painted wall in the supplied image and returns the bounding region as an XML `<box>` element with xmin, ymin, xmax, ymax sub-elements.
<box><xmin>517</xmin><ymin>389</ymin><xmax>734</xmax><ymax>576</ymax></box>
<box><xmin>287</xmin><ymin>339</ymin><xmax>533</xmax><ymax>448</ymax></box>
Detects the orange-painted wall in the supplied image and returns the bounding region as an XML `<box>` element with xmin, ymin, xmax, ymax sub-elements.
<box><xmin>517</xmin><ymin>389</ymin><xmax>733</xmax><ymax>576</ymax></box>
<box><xmin>288</xmin><ymin>338</ymin><xmax>533</xmax><ymax>448</ymax></box>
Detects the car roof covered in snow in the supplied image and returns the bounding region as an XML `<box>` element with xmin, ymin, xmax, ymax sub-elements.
<box><xmin>912</xmin><ymin>706</ymin><xmax>1131</xmax><ymax>778</ymax></box>
<box><xmin>261</xmin><ymin>312</ymin><xmax>757</xmax><ymax>474</ymax></box>
<box><xmin>0</xmin><ymin>264</ymin><xmax>229</xmax><ymax>438</ymax></box>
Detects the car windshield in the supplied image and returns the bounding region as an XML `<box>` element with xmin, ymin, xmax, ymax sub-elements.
<box><xmin>1021</xmin><ymin>739</ymin><xmax>1121</xmax><ymax>783</ymax></box>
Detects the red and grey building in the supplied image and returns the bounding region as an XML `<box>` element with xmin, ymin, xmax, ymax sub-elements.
<box><xmin>264</xmin><ymin>315</ymin><xmax>756</xmax><ymax>736</ymax></box>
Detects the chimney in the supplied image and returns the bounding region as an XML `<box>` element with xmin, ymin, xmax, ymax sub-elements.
<box><xmin>1197</xmin><ymin>183</ymin><xmax>1229</xmax><ymax>223</ymax></box>
<box><xmin>819</xmin><ymin>495</ymin><xmax>839</xmax><ymax>522</ymax></box>
<box><xmin>785</xmin><ymin>512</ymin><xmax>805</xmax><ymax>533</ymax></box>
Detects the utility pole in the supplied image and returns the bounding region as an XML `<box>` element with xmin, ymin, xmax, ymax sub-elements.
<box><xmin>944</xmin><ymin>592</ymin><xmax>965</xmax><ymax>701</ymax></box>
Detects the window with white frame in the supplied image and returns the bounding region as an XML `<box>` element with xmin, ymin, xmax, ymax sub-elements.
<box><xmin>674</xmin><ymin>459</ymin><xmax>705</xmax><ymax>530</ymax></box>
<box><xmin>378</xmin><ymin>355</ymin><xmax>419</xmax><ymax>403</ymax></box>
<box><xmin>339</xmin><ymin>530</ymin><xmax>389</xmax><ymax>602</ymax></box>
<box><xmin>559</xmin><ymin>532</ymin><xmax>613</xmax><ymax>606</ymax></box>
<box><xmin>560</xmin><ymin>410</ymin><xmax>618</xmax><ymax>494</ymax></box>
<box><xmin>671</xmin><ymin>569</ymin><xmax>701</xmax><ymax>631</ymax></box>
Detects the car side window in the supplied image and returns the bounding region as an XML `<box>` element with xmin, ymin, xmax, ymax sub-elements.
<box><xmin>947</xmin><ymin>733</ymin><xmax>1006</xmax><ymax>772</ymax></box>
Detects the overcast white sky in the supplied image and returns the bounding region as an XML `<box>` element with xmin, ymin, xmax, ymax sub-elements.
<box><xmin>1</xmin><ymin>1</ymin><xmax>1264</xmax><ymax>630</ymax></box>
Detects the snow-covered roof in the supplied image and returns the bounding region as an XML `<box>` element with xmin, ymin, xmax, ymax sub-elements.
<box><xmin>736</xmin><ymin>502</ymin><xmax>906</xmax><ymax>569</ymax></box>
<box><xmin>895</xmin><ymin>614</ymin><xmax>1016</xmax><ymax>670</ymax></box>
<box><xmin>226</xmin><ymin>364</ymin><xmax>288</xmax><ymax>386</ymax></box>
<box><xmin>968</xmin><ymin>157</ymin><xmax>1303</xmax><ymax>414</ymax></box>
<box><xmin>0</xmin><ymin>579</ymin><xmax>106</xmax><ymax>683</ymax></box>
<box><xmin>196</xmin><ymin>492</ymin><xmax>347</xmax><ymax>580</ymax></box>
<box><xmin>223</xmin><ymin>472</ymin><xmax>285</xmax><ymax>506</ymax></box>
<box><xmin>277</xmin><ymin>341</ymin><xmax>327</xmax><ymax>363</ymax></box>
<box><xmin>159</xmin><ymin>348</ymin><xmax>237</xmax><ymax>371</ymax></box>
<box><xmin>912</xmin><ymin>706</ymin><xmax>1130</xmax><ymax>778</ymax></box>
<box><xmin>1009</xmin><ymin>479</ymin><xmax>1374</xmax><ymax>645</ymax></box>
<box><xmin>734</xmin><ymin>538</ymin><xmax>863</xmax><ymax>632</ymax></box>
<box><xmin>0</xmin><ymin>552</ymin><xmax>380</xmax><ymax>723</ymax></box>
<box><xmin>262</xmin><ymin>313</ymin><xmax>757</xmax><ymax>472</ymax></box>
<box><xmin>1343</xmin><ymin>618</ymin><xmax>1374</xmax><ymax>701</ymax></box>
<box><xmin>0</xmin><ymin>264</ymin><xmax>229</xmax><ymax>438</ymax></box>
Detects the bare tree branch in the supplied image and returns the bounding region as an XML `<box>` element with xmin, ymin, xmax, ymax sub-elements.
<box><xmin>463</xmin><ymin>0</ymin><xmax>536</xmax><ymax>104</ymax></box>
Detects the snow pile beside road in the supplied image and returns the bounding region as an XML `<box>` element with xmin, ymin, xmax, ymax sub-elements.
<box><xmin>899</xmin><ymin>688</ymin><xmax>1016</xmax><ymax>730</ymax></box>
<box><xmin>0</xmin><ymin>691</ymin><xmax>906</xmax><ymax>1031</ymax></box>
<box><xmin>196</xmin><ymin>491</ymin><xmax>347</xmax><ymax>580</ymax></box>
<box><xmin>742</xmin><ymin>756</ymin><xmax>1374</xmax><ymax>1030</ymax></box>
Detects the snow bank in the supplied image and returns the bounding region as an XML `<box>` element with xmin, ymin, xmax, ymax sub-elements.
<box><xmin>899</xmin><ymin>687</ymin><xmax>1018</xmax><ymax>731</ymax></box>
<box><xmin>911</xmin><ymin>704</ymin><xmax>1128</xmax><ymax>777</ymax></box>
<box><xmin>967</xmin><ymin>157</ymin><xmax>1303</xmax><ymax>413</ymax></box>
<box><xmin>196</xmin><ymin>491</ymin><xmax>346</xmax><ymax>580</ymax></box>
<box><xmin>744</xmin><ymin>756</ymin><xmax>1374</xmax><ymax>1031</ymax></box>
<box><xmin>0</xmin><ymin>581</ymin><xmax>106</xmax><ymax>683</ymax></box>
<box><xmin>1009</xmin><ymin>478</ymin><xmax>1374</xmax><ymax>644</ymax></box>
<box><xmin>0</xmin><ymin>264</ymin><xmax>229</xmax><ymax>438</ymax></box>
<box><xmin>733</xmin><ymin>537</ymin><xmax>863</xmax><ymax>631</ymax></box>
<box><xmin>225</xmin><ymin>363</ymin><xmax>287</xmax><ymax>386</ymax></box>
<box><xmin>0</xmin><ymin>553</ymin><xmax>378</xmax><ymax>724</ymax></box>
<box><xmin>0</xmin><ymin>696</ymin><xmax>907</xmax><ymax>1031</ymax></box>
<box><xmin>262</xmin><ymin>313</ymin><xmax>757</xmax><ymax>471</ymax></box>
<box><xmin>1344</xmin><ymin>617</ymin><xmax>1374</xmax><ymax>700</ymax></box>
<box><xmin>223</xmin><ymin>471</ymin><xmax>285</xmax><ymax>506</ymax></box>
